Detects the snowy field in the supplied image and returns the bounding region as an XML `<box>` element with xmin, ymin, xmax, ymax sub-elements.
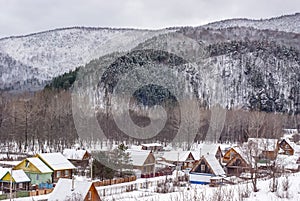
<box><xmin>2</xmin><ymin>173</ymin><xmax>300</xmax><ymax>201</ymax></box>
<box><xmin>101</xmin><ymin>173</ymin><xmax>300</xmax><ymax>201</ymax></box>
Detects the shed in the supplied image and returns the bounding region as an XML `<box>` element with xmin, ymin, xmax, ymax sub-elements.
<box><xmin>0</xmin><ymin>168</ymin><xmax>30</xmax><ymax>192</ymax></box>
<box><xmin>48</xmin><ymin>178</ymin><xmax>101</xmax><ymax>201</ymax></box>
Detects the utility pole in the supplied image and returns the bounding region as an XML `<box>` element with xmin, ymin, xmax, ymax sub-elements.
<box><xmin>10</xmin><ymin>169</ymin><xmax>12</xmax><ymax>201</ymax></box>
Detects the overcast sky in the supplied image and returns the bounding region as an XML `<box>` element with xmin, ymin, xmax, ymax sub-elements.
<box><xmin>0</xmin><ymin>0</ymin><xmax>299</xmax><ymax>38</ymax></box>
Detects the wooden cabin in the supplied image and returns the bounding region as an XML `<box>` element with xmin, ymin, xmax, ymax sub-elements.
<box><xmin>48</xmin><ymin>178</ymin><xmax>101</xmax><ymax>201</ymax></box>
<box><xmin>126</xmin><ymin>150</ymin><xmax>155</xmax><ymax>175</ymax></box>
<box><xmin>36</xmin><ymin>153</ymin><xmax>76</xmax><ymax>183</ymax></box>
<box><xmin>223</xmin><ymin>147</ymin><xmax>251</xmax><ymax>176</ymax></box>
<box><xmin>189</xmin><ymin>155</ymin><xmax>225</xmax><ymax>184</ymax></box>
<box><xmin>247</xmin><ymin>138</ymin><xmax>279</xmax><ymax>161</ymax></box>
<box><xmin>14</xmin><ymin>157</ymin><xmax>53</xmax><ymax>186</ymax></box>
<box><xmin>279</xmin><ymin>139</ymin><xmax>294</xmax><ymax>155</ymax></box>
<box><xmin>63</xmin><ymin>149</ymin><xmax>91</xmax><ymax>176</ymax></box>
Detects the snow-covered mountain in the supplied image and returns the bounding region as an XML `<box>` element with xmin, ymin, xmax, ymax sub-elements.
<box><xmin>75</xmin><ymin>38</ymin><xmax>300</xmax><ymax>114</ymax></box>
<box><xmin>0</xmin><ymin>13</ymin><xmax>299</xmax><ymax>92</ymax></box>
<box><xmin>203</xmin><ymin>13</ymin><xmax>300</xmax><ymax>33</ymax></box>
<box><xmin>0</xmin><ymin>27</ymin><xmax>172</xmax><ymax>91</ymax></box>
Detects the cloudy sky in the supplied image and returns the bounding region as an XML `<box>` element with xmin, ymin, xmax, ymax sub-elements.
<box><xmin>0</xmin><ymin>0</ymin><xmax>299</xmax><ymax>38</ymax></box>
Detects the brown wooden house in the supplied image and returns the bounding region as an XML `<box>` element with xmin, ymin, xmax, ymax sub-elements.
<box><xmin>36</xmin><ymin>153</ymin><xmax>76</xmax><ymax>183</ymax></box>
<box><xmin>247</xmin><ymin>138</ymin><xmax>279</xmax><ymax>161</ymax></box>
<box><xmin>127</xmin><ymin>150</ymin><xmax>155</xmax><ymax>175</ymax></box>
<box><xmin>63</xmin><ymin>149</ymin><xmax>91</xmax><ymax>176</ymax></box>
<box><xmin>279</xmin><ymin>139</ymin><xmax>295</xmax><ymax>155</ymax></box>
<box><xmin>223</xmin><ymin>147</ymin><xmax>251</xmax><ymax>176</ymax></box>
<box><xmin>48</xmin><ymin>178</ymin><xmax>101</xmax><ymax>201</ymax></box>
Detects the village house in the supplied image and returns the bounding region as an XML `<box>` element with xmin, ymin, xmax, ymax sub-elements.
<box><xmin>126</xmin><ymin>150</ymin><xmax>155</xmax><ymax>177</ymax></box>
<box><xmin>162</xmin><ymin>151</ymin><xmax>195</xmax><ymax>170</ymax></box>
<box><xmin>48</xmin><ymin>178</ymin><xmax>101</xmax><ymax>201</ymax></box>
<box><xmin>63</xmin><ymin>149</ymin><xmax>91</xmax><ymax>175</ymax></box>
<box><xmin>192</xmin><ymin>144</ymin><xmax>223</xmax><ymax>162</ymax></box>
<box><xmin>36</xmin><ymin>153</ymin><xmax>76</xmax><ymax>183</ymax></box>
<box><xmin>247</xmin><ymin>138</ymin><xmax>279</xmax><ymax>161</ymax></box>
<box><xmin>63</xmin><ymin>149</ymin><xmax>91</xmax><ymax>165</ymax></box>
<box><xmin>13</xmin><ymin>157</ymin><xmax>53</xmax><ymax>186</ymax></box>
<box><xmin>279</xmin><ymin>139</ymin><xmax>295</xmax><ymax>155</ymax></box>
<box><xmin>189</xmin><ymin>154</ymin><xmax>225</xmax><ymax>184</ymax></box>
<box><xmin>223</xmin><ymin>147</ymin><xmax>251</xmax><ymax>176</ymax></box>
<box><xmin>0</xmin><ymin>168</ymin><xmax>30</xmax><ymax>192</ymax></box>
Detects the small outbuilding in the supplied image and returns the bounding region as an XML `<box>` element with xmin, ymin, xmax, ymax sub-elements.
<box><xmin>0</xmin><ymin>168</ymin><xmax>30</xmax><ymax>192</ymax></box>
<box><xmin>48</xmin><ymin>178</ymin><xmax>101</xmax><ymax>201</ymax></box>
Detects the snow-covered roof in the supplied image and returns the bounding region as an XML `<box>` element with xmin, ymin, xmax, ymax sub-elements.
<box><xmin>0</xmin><ymin>167</ymin><xmax>10</xmax><ymax>179</ymax></box>
<box><xmin>231</xmin><ymin>146</ymin><xmax>256</xmax><ymax>166</ymax></box>
<box><xmin>141</xmin><ymin>143</ymin><xmax>162</xmax><ymax>147</ymax></box>
<box><xmin>63</xmin><ymin>149</ymin><xmax>89</xmax><ymax>160</ymax></box>
<box><xmin>0</xmin><ymin>168</ymin><xmax>30</xmax><ymax>183</ymax></box>
<box><xmin>157</xmin><ymin>161</ymin><xmax>176</xmax><ymax>167</ymax></box>
<box><xmin>247</xmin><ymin>138</ymin><xmax>278</xmax><ymax>151</ymax></box>
<box><xmin>37</xmin><ymin>153</ymin><xmax>76</xmax><ymax>171</ymax></box>
<box><xmin>0</xmin><ymin>161</ymin><xmax>21</xmax><ymax>167</ymax></box>
<box><xmin>279</xmin><ymin>139</ymin><xmax>300</xmax><ymax>154</ymax></box>
<box><xmin>26</xmin><ymin>157</ymin><xmax>53</xmax><ymax>173</ymax></box>
<box><xmin>203</xmin><ymin>155</ymin><xmax>225</xmax><ymax>176</ymax></box>
<box><xmin>283</xmin><ymin>129</ymin><xmax>298</xmax><ymax>135</ymax></box>
<box><xmin>192</xmin><ymin>143</ymin><xmax>220</xmax><ymax>159</ymax></box>
<box><xmin>11</xmin><ymin>169</ymin><xmax>31</xmax><ymax>183</ymax></box>
<box><xmin>232</xmin><ymin>147</ymin><xmax>248</xmax><ymax>160</ymax></box>
<box><xmin>48</xmin><ymin>178</ymin><xmax>94</xmax><ymax>201</ymax></box>
<box><xmin>126</xmin><ymin>150</ymin><xmax>153</xmax><ymax>166</ymax></box>
<box><xmin>129</xmin><ymin>145</ymin><xmax>143</xmax><ymax>150</ymax></box>
<box><xmin>162</xmin><ymin>151</ymin><xmax>194</xmax><ymax>162</ymax></box>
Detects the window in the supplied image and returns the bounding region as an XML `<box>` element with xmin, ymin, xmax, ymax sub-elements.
<box><xmin>36</xmin><ymin>174</ymin><xmax>39</xmax><ymax>180</ymax></box>
<box><xmin>200</xmin><ymin>164</ymin><xmax>205</xmax><ymax>172</ymax></box>
<box><xmin>65</xmin><ymin>170</ymin><xmax>69</xmax><ymax>177</ymax></box>
<box><xmin>25</xmin><ymin>161</ymin><xmax>30</xmax><ymax>168</ymax></box>
<box><xmin>56</xmin><ymin>171</ymin><xmax>61</xmax><ymax>178</ymax></box>
<box><xmin>88</xmin><ymin>191</ymin><xmax>92</xmax><ymax>200</ymax></box>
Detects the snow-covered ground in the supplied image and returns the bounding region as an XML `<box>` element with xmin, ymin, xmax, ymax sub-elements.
<box><xmin>3</xmin><ymin>173</ymin><xmax>300</xmax><ymax>200</ymax></box>
<box><xmin>101</xmin><ymin>173</ymin><xmax>300</xmax><ymax>201</ymax></box>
